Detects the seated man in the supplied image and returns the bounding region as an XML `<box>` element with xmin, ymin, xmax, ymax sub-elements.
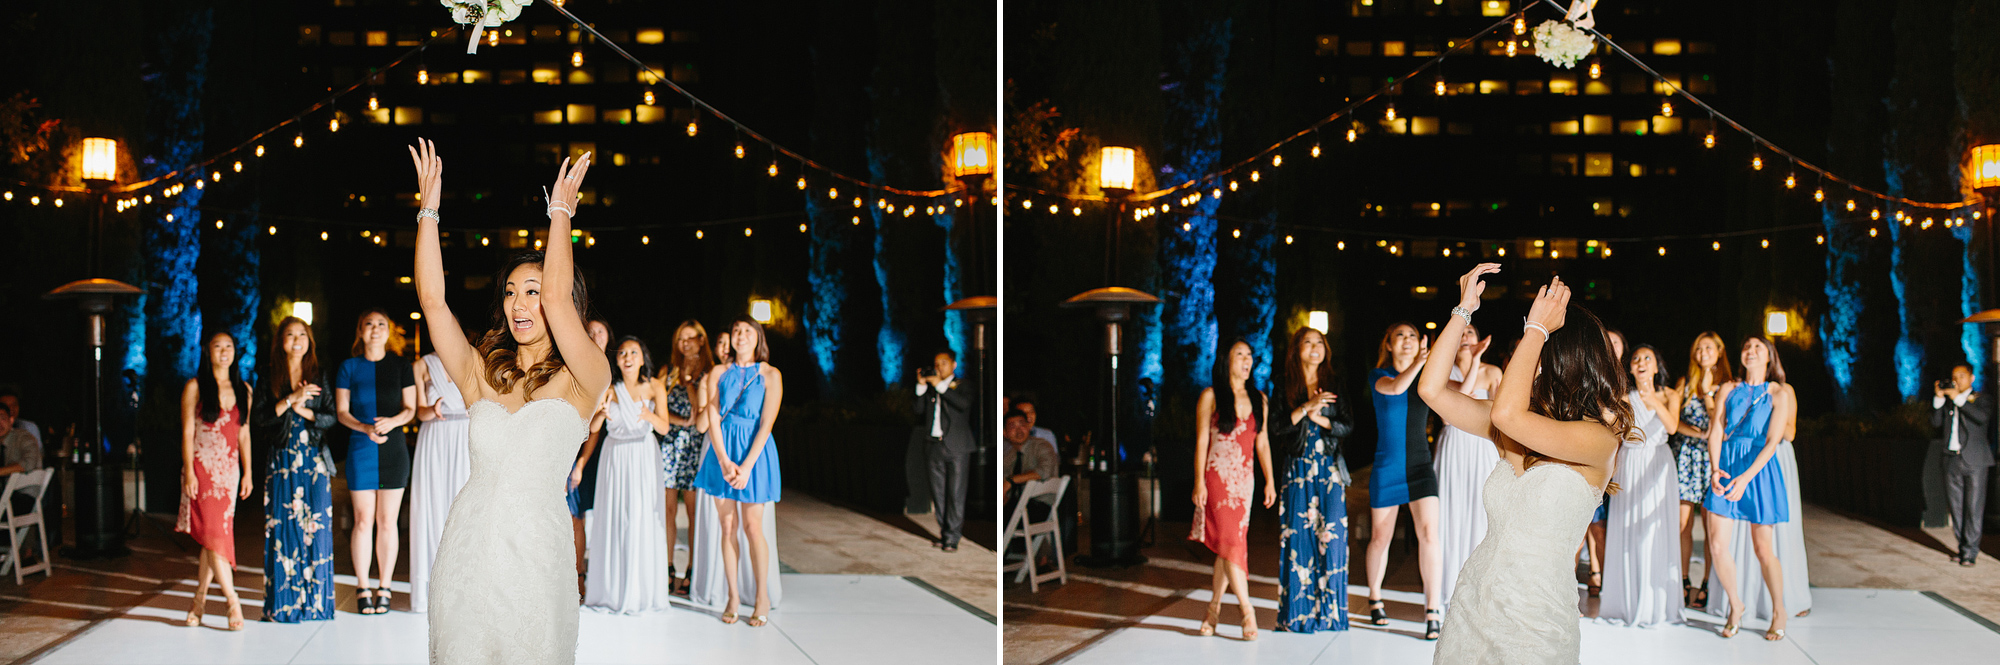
<box><xmin>0</xmin><ymin>388</ymin><xmax>39</xmax><ymax>454</ymax></box>
<box><xmin>0</xmin><ymin>401</ymin><xmax>42</xmax><ymax>518</ymax></box>
<box><xmin>1003</xmin><ymin>409</ymin><xmax>1059</xmax><ymax>522</ymax></box>
<box><xmin>1013</xmin><ymin>395</ymin><xmax>1058</xmax><ymax>456</ymax></box>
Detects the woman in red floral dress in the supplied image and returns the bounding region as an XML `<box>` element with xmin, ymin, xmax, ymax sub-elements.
<box><xmin>179</xmin><ymin>331</ymin><xmax>255</xmax><ymax>630</ymax></box>
<box><xmin>1191</xmin><ymin>338</ymin><xmax>1277</xmax><ymax>641</ymax></box>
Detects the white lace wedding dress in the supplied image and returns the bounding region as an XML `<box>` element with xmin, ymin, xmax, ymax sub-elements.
<box><xmin>1435</xmin><ymin>461</ymin><xmax>1605</xmax><ymax>665</ymax></box>
<box><xmin>429</xmin><ymin>398</ymin><xmax>588</xmax><ymax>665</ymax></box>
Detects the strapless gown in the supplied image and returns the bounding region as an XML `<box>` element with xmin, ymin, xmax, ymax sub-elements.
<box><xmin>429</xmin><ymin>398</ymin><xmax>588</xmax><ymax>665</ymax></box>
<box><xmin>1435</xmin><ymin>461</ymin><xmax>1605</xmax><ymax>665</ymax></box>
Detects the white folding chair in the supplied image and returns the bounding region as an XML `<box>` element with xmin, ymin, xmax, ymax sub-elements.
<box><xmin>0</xmin><ymin>468</ymin><xmax>54</xmax><ymax>584</ymax></box>
<box><xmin>1003</xmin><ymin>476</ymin><xmax>1069</xmax><ymax>592</ymax></box>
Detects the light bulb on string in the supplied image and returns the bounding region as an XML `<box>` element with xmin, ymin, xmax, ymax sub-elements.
<box><xmin>1384</xmin><ymin>104</ymin><xmax>1397</xmax><ymax>122</ymax></box>
<box><xmin>255</xmin><ymin>145</ymin><xmax>264</xmax><ymax>157</ymax></box>
<box><xmin>487</xmin><ymin>30</ymin><xmax>498</xmax><ymax>47</ymax></box>
<box><xmin>194</xmin><ymin>179</ymin><xmax>204</xmax><ymax>190</ymax></box>
<box><xmin>1588</xmin><ymin>58</ymin><xmax>1602</xmax><ymax>80</ymax></box>
<box><xmin>143</xmin><ymin>194</ymin><xmax>152</xmax><ymax>204</ymax></box>
<box><xmin>1869</xmin><ymin>227</ymin><xmax>1879</xmax><ymax>237</ymax></box>
<box><xmin>767</xmin><ymin>162</ymin><xmax>778</xmax><ymax>177</ymax></box>
<box><xmin>1250</xmin><ymin>171</ymin><xmax>1260</xmax><ymax>182</ymax></box>
<box><xmin>1212</xmin><ymin>187</ymin><xmax>1222</xmax><ymax>198</ymax></box>
<box><xmin>734</xmin><ymin>142</ymin><xmax>745</xmax><ymax>159</ymax></box>
<box><xmin>1871</xmin><ymin>208</ymin><xmax>1881</xmax><ymax>220</ymax></box>
<box><xmin>1514</xmin><ymin>14</ymin><xmax>1526</xmax><ymax>34</ymax></box>
<box><xmin>1048</xmin><ymin>204</ymin><xmax>1058</xmax><ymax>215</ymax></box>
<box><xmin>695</xmin><ymin>230</ymin><xmax>704</xmax><ymax>239</ymax></box>
<box><xmin>1505</xmin><ymin>40</ymin><xmax>1518</xmax><ymax>57</ymax></box>
<box><xmin>745</xmin><ymin>227</ymin><xmax>754</xmax><ymax>236</ymax></box>
<box><xmin>320</xmin><ymin>231</ymin><xmax>329</xmax><ymax>240</ymax></box>
<box><xmin>329</xmin><ymin>116</ymin><xmax>340</xmax><ymax>132</ymax></box>
<box><xmin>1311</xmin><ymin>143</ymin><xmax>1322</xmax><ymax>158</ymax></box>
<box><xmin>1704</xmin><ymin>131</ymin><xmax>1716</xmax><ymax>149</ymax></box>
<box><xmin>1751</xmin><ymin>154</ymin><xmax>1762</xmax><ymax>170</ymax></box>
<box><xmin>1271</xmin><ymin>154</ymin><xmax>1282</xmax><ymax>167</ymax></box>
<box><xmin>903</xmin><ymin>206</ymin><xmax>914</xmax><ymax>217</ymax></box>
<box><xmin>828</xmin><ymin>188</ymin><xmax>839</xmax><ymax>200</ymax></box>
<box><xmin>642</xmin><ymin>235</ymin><xmax>650</xmax><ymax>245</ymax></box>
<box><xmin>1070</xmin><ymin>207</ymin><xmax>1080</xmax><ymax>217</ymax></box>
<box><xmin>1814</xmin><ymin>187</ymin><xmax>1824</xmax><ymax>202</ymax></box>
<box><xmin>1346</xmin><ymin>128</ymin><xmax>1357</xmax><ymax>142</ymax></box>
<box><xmin>233</xmin><ymin>161</ymin><xmax>242</xmax><ymax>173</ymax></box>
<box><xmin>571</xmin><ymin>49</ymin><xmax>583</xmax><ymax>67</ymax></box>
<box><xmin>1434</xmin><ymin>76</ymin><xmax>1447</xmax><ymax>96</ymax></box>
<box><xmin>368</xmin><ymin>91</ymin><xmax>379</xmax><ymax>111</ymax></box>
<box><xmin>294</xmin><ymin>133</ymin><xmax>304</xmax><ymax>148</ymax></box>
<box><xmin>686</xmin><ymin>119</ymin><xmax>699</xmax><ymax>137</ymax></box>
<box><xmin>851</xmin><ymin>216</ymin><xmax>860</xmax><ymax>225</ymax></box>
<box><xmin>1660</xmin><ymin>100</ymin><xmax>1673</xmax><ymax>117</ymax></box>
<box><xmin>795</xmin><ymin>176</ymin><xmax>807</xmax><ymax>190</ymax></box>
<box><xmin>1846</xmin><ymin>199</ymin><xmax>1856</xmax><ymax>211</ymax></box>
<box><xmin>643</xmin><ymin>88</ymin><xmax>656</xmax><ymax>106</ymax></box>
<box><xmin>212</xmin><ymin>171</ymin><xmax>221</xmax><ymax>182</ymax></box>
<box><xmin>1229</xmin><ymin>180</ymin><xmax>1239</xmax><ymax>191</ymax></box>
<box><xmin>1712</xmin><ymin>241</ymin><xmax>1721</xmax><ymax>251</ymax></box>
<box><xmin>1784</xmin><ymin>173</ymin><xmax>1796</xmax><ymax>189</ymax></box>
<box><xmin>1761</xmin><ymin>238</ymin><xmax>1769</xmax><ymax>248</ymax></box>
<box><xmin>417</xmin><ymin>67</ymin><xmax>428</xmax><ymax>85</ymax></box>
<box><xmin>799</xmin><ymin>223</ymin><xmax>807</xmax><ymax>233</ymax></box>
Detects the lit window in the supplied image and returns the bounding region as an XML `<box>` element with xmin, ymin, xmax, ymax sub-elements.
<box><xmin>601</xmin><ymin>108</ymin><xmax>633</xmax><ymax>125</ymax></box>
<box><xmin>1688</xmin><ymin>74</ymin><xmax>1716</xmax><ymax>94</ymax></box>
<box><xmin>1479</xmin><ymin>80</ymin><xmax>1509</xmax><ymax>94</ymax></box>
<box><xmin>1629</xmin><ymin>163</ymin><xmax>1647</xmax><ymax>177</ymax></box>
<box><xmin>498</xmin><ymin>70</ymin><xmax>527</xmax><ymax>85</ymax></box>
<box><xmin>1482</xmin><ymin>0</ymin><xmax>1510</xmax><ymax>17</ymax></box>
<box><xmin>533</xmin><ymin>110</ymin><xmax>564</xmax><ymax>125</ymax></box>
<box><xmin>1549</xmin><ymin>120</ymin><xmax>1580</xmax><ymax>135</ymax></box>
<box><xmin>1652</xmin><ymin>75</ymin><xmax>1683</xmax><ymax>95</ymax></box>
<box><xmin>1515</xmin><ymin>80</ymin><xmax>1544</xmax><ymax>95</ymax></box>
<box><xmin>1650</xmin><ymin>116</ymin><xmax>1682</xmax><ymax>134</ymax></box>
<box><xmin>1548</xmin><ymin>74</ymin><xmax>1577</xmax><ymax>95</ymax></box>
<box><xmin>1584</xmin><ymin>80</ymin><xmax>1612</xmax><ymax>95</ymax></box>
<box><xmin>635</xmin><ymin>28</ymin><xmax>665</xmax><ymax>44</ymax></box>
<box><xmin>1591</xmin><ymin>198</ymin><xmax>1614</xmax><ymax>216</ymax></box>
<box><xmin>565</xmin><ymin>104</ymin><xmax>597</xmax><ymax>124</ymax></box>
<box><xmin>1410</xmin><ymin>117</ymin><xmax>1440</xmax><ymax>135</ymax></box>
<box><xmin>532</xmin><ymin>64</ymin><xmax>562</xmax><ymax>84</ymax></box>
<box><xmin>367</xmin><ymin>108</ymin><xmax>391</xmax><ymax>124</ymax></box>
<box><xmin>568</xmin><ymin>143</ymin><xmax>596</xmax><ymax>161</ymax></box>
<box><xmin>462</xmin><ymin>69</ymin><xmax>491</xmax><ymax>84</ymax></box>
<box><xmin>1652</xmin><ymin>39</ymin><xmax>1683</xmax><ymax>56</ymax></box>
<box><xmin>1551</xmin><ymin>153</ymin><xmax>1579</xmax><ymax>176</ymax></box>
<box><xmin>394</xmin><ymin>107</ymin><xmax>422</xmax><ymax>125</ymax></box>
<box><xmin>1381</xmin><ymin>41</ymin><xmax>1407</xmax><ymax>56</ymax></box>
<box><xmin>634</xmin><ymin>105</ymin><xmax>666</xmax><ymax>124</ymax></box>
<box><xmin>1581</xmin><ymin>115</ymin><xmax>1613</xmax><ymax>135</ymax></box>
<box><xmin>1618</xmin><ymin>119</ymin><xmax>1649</xmax><ymax>135</ymax></box>
<box><xmin>366</xmin><ymin>31</ymin><xmax>389</xmax><ymax>47</ymax></box>
<box><xmin>567</xmin><ymin>67</ymin><xmax>595</xmax><ymax>84</ymax></box>
<box><xmin>1380</xmin><ymin>117</ymin><xmax>1409</xmax><ymax>134</ymax></box>
<box><xmin>1584</xmin><ymin>153</ymin><xmax>1614</xmax><ymax>177</ymax></box>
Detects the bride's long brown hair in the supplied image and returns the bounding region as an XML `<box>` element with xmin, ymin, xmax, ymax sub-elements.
<box><xmin>1526</xmin><ymin>303</ymin><xmax>1637</xmax><ymax>487</ymax></box>
<box><xmin>473</xmin><ymin>251</ymin><xmax>590</xmax><ymax>396</ymax></box>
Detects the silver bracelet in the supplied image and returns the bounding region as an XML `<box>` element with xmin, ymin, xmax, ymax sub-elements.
<box><xmin>1450</xmin><ymin>306</ymin><xmax>1473</xmax><ymax>323</ymax></box>
<box><xmin>417</xmin><ymin>208</ymin><xmax>440</xmax><ymax>222</ymax></box>
<box><xmin>1523</xmin><ymin>320</ymin><xmax>1551</xmax><ymax>341</ymax></box>
<box><xmin>546</xmin><ymin>204</ymin><xmax>574</xmax><ymax>218</ymax></box>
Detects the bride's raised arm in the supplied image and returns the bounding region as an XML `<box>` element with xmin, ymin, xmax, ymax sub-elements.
<box><xmin>410</xmin><ymin>139</ymin><xmax>482</xmax><ymax>401</ymax></box>
<box><xmin>1418</xmin><ymin>263</ymin><xmax>1502</xmax><ymax>439</ymax></box>
<box><xmin>539</xmin><ymin>153</ymin><xmax>612</xmax><ymax>411</ymax></box>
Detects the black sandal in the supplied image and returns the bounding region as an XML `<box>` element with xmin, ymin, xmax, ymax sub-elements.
<box><xmin>357</xmin><ymin>585</ymin><xmax>379</xmax><ymax>615</ymax></box>
<box><xmin>1587</xmin><ymin>572</ymin><xmax>1602</xmax><ymax>598</ymax></box>
<box><xmin>1691</xmin><ymin>583</ymin><xmax>1709</xmax><ymax>609</ymax></box>
<box><xmin>1424</xmin><ymin>608</ymin><xmax>1442</xmax><ymax>640</ymax></box>
<box><xmin>376</xmin><ymin>587</ymin><xmax>393</xmax><ymax>614</ymax></box>
<box><xmin>1367</xmin><ymin>599</ymin><xmax>1389</xmax><ymax>626</ymax></box>
<box><xmin>1682</xmin><ymin>578</ymin><xmax>1694</xmax><ymax>607</ymax></box>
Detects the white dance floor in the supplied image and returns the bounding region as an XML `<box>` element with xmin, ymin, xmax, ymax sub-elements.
<box><xmin>1050</xmin><ymin>586</ymin><xmax>2000</xmax><ymax>665</ymax></box>
<box><xmin>28</xmin><ymin>574</ymin><xmax>995</xmax><ymax>665</ymax></box>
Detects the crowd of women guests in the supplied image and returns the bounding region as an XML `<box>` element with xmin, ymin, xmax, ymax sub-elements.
<box><xmin>1187</xmin><ymin>277</ymin><xmax>1813</xmax><ymax>642</ymax></box>
<box><xmin>176</xmin><ymin>308</ymin><xmax>786</xmax><ymax>627</ymax></box>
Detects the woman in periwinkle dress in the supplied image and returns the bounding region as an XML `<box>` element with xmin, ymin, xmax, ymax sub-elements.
<box><xmin>1598</xmin><ymin>344</ymin><xmax>1685</xmax><ymax>627</ymax></box>
<box><xmin>1366</xmin><ymin>322</ymin><xmax>1443</xmax><ymax>638</ymax></box>
<box><xmin>1272</xmin><ymin>327</ymin><xmax>1351</xmax><ymax>634</ymax></box>
<box><xmin>694</xmin><ymin>316</ymin><xmax>785</xmax><ymax>626</ymax></box>
<box><xmin>1702</xmin><ymin>335</ymin><xmax>1798</xmax><ymax>640</ymax></box>
<box><xmin>584</xmin><ymin>336</ymin><xmax>676</xmax><ymax>613</ymax></box>
<box><xmin>409</xmin><ymin>350</ymin><xmax>473</xmax><ymax>614</ymax></box>
<box><xmin>254</xmin><ymin>317</ymin><xmax>339</xmax><ymax>623</ymax></box>
<box><xmin>1191</xmin><ymin>339</ymin><xmax>1276</xmax><ymax>641</ymax></box>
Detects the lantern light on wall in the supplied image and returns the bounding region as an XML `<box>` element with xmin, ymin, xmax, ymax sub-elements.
<box><xmin>1971</xmin><ymin>144</ymin><xmax>2000</xmax><ymax>190</ymax></box>
<box><xmin>749</xmin><ymin>299</ymin><xmax>774</xmax><ymax>324</ymax></box>
<box><xmin>1765</xmin><ymin>311</ymin><xmax>1790</xmax><ymax>336</ymax></box>
<box><xmin>1308</xmin><ymin>311</ymin><xmax>1330</xmax><ymax>334</ymax></box>
<box><xmin>291</xmin><ymin>301</ymin><xmax>315</xmax><ymax>325</ymax></box>
<box><xmin>950</xmin><ymin>131</ymin><xmax>995</xmax><ymax>178</ymax></box>
<box><xmin>80</xmin><ymin>138</ymin><xmax>118</xmax><ymax>182</ymax></box>
<box><xmin>1098</xmin><ymin>146</ymin><xmax>1135</xmax><ymax>192</ymax></box>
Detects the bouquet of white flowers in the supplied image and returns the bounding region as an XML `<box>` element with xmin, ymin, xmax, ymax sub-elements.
<box><xmin>1530</xmin><ymin>19</ymin><xmax>1596</xmax><ymax>69</ymax></box>
<box><xmin>443</xmin><ymin>0</ymin><xmax>533</xmax><ymax>54</ymax></box>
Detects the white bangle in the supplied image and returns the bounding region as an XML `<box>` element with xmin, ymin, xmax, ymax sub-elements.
<box><xmin>546</xmin><ymin>204</ymin><xmax>574</xmax><ymax>218</ymax></box>
<box><xmin>1523</xmin><ymin>320</ymin><xmax>1550</xmax><ymax>341</ymax></box>
<box><xmin>417</xmin><ymin>208</ymin><xmax>440</xmax><ymax>222</ymax></box>
<box><xmin>1450</xmin><ymin>306</ymin><xmax>1473</xmax><ymax>323</ymax></box>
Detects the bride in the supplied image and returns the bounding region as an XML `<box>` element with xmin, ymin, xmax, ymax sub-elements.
<box><xmin>1417</xmin><ymin>264</ymin><xmax>1632</xmax><ymax>665</ymax></box>
<box><xmin>408</xmin><ymin>139</ymin><xmax>611</xmax><ymax>664</ymax></box>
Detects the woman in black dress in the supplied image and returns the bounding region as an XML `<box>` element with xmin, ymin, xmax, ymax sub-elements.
<box><xmin>333</xmin><ymin>309</ymin><xmax>417</xmax><ymax>614</ymax></box>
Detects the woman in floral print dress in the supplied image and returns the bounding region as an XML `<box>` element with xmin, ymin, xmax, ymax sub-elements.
<box><xmin>1272</xmin><ymin>327</ymin><xmax>1353</xmax><ymax>634</ymax></box>
<box><xmin>657</xmin><ymin>320</ymin><xmax>712</xmax><ymax>595</ymax></box>
<box><xmin>1191</xmin><ymin>339</ymin><xmax>1277</xmax><ymax>641</ymax></box>
<box><xmin>255</xmin><ymin>316</ymin><xmax>339</xmax><ymax>622</ymax></box>
<box><xmin>180</xmin><ymin>331</ymin><xmax>255</xmax><ymax>630</ymax></box>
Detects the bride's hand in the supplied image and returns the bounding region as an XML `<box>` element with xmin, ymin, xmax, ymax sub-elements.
<box><xmin>1457</xmin><ymin>263</ymin><xmax>1501</xmax><ymax>313</ymax></box>
<box><xmin>1526</xmin><ymin>276</ymin><xmax>1572</xmax><ymax>334</ymax></box>
<box><xmin>407</xmin><ymin>138</ymin><xmax>442</xmax><ymax>213</ymax></box>
<box><xmin>547</xmin><ymin>151</ymin><xmax>593</xmax><ymax>216</ymax></box>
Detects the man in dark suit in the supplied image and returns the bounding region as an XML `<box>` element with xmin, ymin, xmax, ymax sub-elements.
<box><xmin>915</xmin><ymin>349</ymin><xmax>975</xmax><ymax>552</ymax></box>
<box><xmin>1930</xmin><ymin>364</ymin><xmax>1995</xmax><ymax>566</ymax></box>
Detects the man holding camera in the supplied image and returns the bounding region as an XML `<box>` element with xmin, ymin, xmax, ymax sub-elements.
<box><xmin>915</xmin><ymin>350</ymin><xmax>974</xmax><ymax>552</ymax></box>
<box><xmin>1930</xmin><ymin>364</ymin><xmax>1995</xmax><ymax>567</ymax></box>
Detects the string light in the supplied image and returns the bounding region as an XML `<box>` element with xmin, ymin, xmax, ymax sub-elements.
<box><xmin>1869</xmin><ymin>227</ymin><xmax>1879</xmax><ymax>237</ymax></box>
<box><xmin>1660</xmin><ymin>101</ymin><xmax>1673</xmax><ymax>117</ymax></box>
<box><xmin>1250</xmin><ymin>171</ymin><xmax>1260</xmax><ymax>182</ymax></box>
<box><xmin>417</xmin><ymin>67</ymin><xmax>428</xmax><ymax>85</ymax></box>
<box><xmin>571</xmin><ymin>49</ymin><xmax>583</xmax><ymax>67</ymax></box>
<box><xmin>1712</xmin><ymin>241</ymin><xmax>1721</xmax><ymax>251</ymax></box>
<box><xmin>1311</xmin><ymin>143</ymin><xmax>1322</xmax><ymax>158</ymax></box>
<box><xmin>1761</xmin><ymin>238</ymin><xmax>1769</xmax><ymax>248</ymax></box>
<box><xmin>798</xmin><ymin>223</ymin><xmax>807</xmax><ymax>233</ymax></box>
<box><xmin>1784</xmin><ymin>173</ymin><xmax>1796</xmax><ymax>189</ymax></box>
<box><xmin>1435</xmin><ymin>76</ymin><xmax>1447</xmax><ymax>96</ymax></box>
<box><xmin>767</xmin><ymin>162</ymin><xmax>778</xmax><ymax>177</ymax></box>
<box><xmin>321</xmin><ymin>231</ymin><xmax>329</xmax><ymax>240</ymax></box>
<box><xmin>1229</xmin><ymin>180</ymin><xmax>1239</xmax><ymax>191</ymax></box>
<box><xmin>686</xmin><ymin>119</ymin><xmax>699</xmax><ymax>137</ymax></box>
<box><xmin>734</xmin><ymin>142</ymin><xmax>745</xmax><ymax>159</ymax></box>
<box><xmin>1071</xmin><ymin>207</ymin><xmax>1081</xmax><ymax>216</ymax></box>
<box><xmin>1346</xmin><ymin>128</ymin><xmax>1357</xmax><ymax>142</ymax></box>
<box><xmin>1048</xmin><ymin>204</ymin><xmax>1058</xmax><ymax>214</ymax></box>
<box><xmin>295</xmin><ymin>133</ymin><xmax>304</xmax><ymax>148</ymax></box>
<box><xmin>1658</xmin><ymin>246</ymin><xmax>1667</xmax><ymax>256</ymax></box>
<box><xmin>1271</xmin><ymin>154</ymin><xmax>1282</xmax><ymax>167</ymax></box>
<box><xmin>1871</xmin><ymin>208</ymin><xmax>1881</xmax><ymax>220</ymax></box>
<box><xmin>368</xmin><ymin>91</ymin><xmax>379</xmax><ymax>111</ymax></box>
<box><xmin>268</xmin><ymin>226</ymin><xmax>277</xmax><ymax>235</ymax></box>
<box><xmin>52</xmin><ymin>198</ymin><xmax>61</xmax><ymax>207</ymax></box>
<box><xmin>255</xmin><ymin>145</ymin><xmax>265</xmax><ymax>157</ymax></box>
<box><xmin>1285</xmin><ymin>235</ymin><xmax>1294</xmax><ymax>245</ymax></box>
<box><xmin>642</xmin><ymin>235</ymin><xmax>650</xmax><ymax>244</ymax></box>
<box><xmin>744</xmin><ymin>227</ymin><xmax>754</xmax><ymax>236</ymax></box>
<box><xmin>1704</xmin><ymin>132</ymin><xmax>1715</xmax><ymax>149</ymax></box>
<box><xmin>1384</xmin><ymin>104</ymin><xmax>1397</xmax><ymax>122</ymax></box>
<box><xmin>1514</xmin><ymin>15</ymin><xmax>1526</xmax><ymax>35</ymax></box>
<box><xmin>233</xmin><ymin>161</ymin><xmax>242</xmax><ymax>173</ymax></box>
<box><xmin>1337</xmin><ymin>241</ymin><xmax>1346</xmax><ymax>250</ymax></box>
<box><xmin>644</xmin><ymin>88</ymin><xmax>656</xmax><ymax>106</ymax></box>
<box><xmin>795</xmin><ymin>176</ymin><xmax>806</xmax><ymax>190</ymax></box>
<box><xmin>1588</xmin><ymin>59</ymin><xmax>1602</xmax><ymax>80</ymax></box>
<box><xmin>1505</xmin><ymin>40</ymin><xmax>1518</xmax><ymax>57</ymax></box>
<box><xmin>852</xmin><ymin>216</ymin><xmax>861</xmax><ymax>225</ymax></box>
<box><xmin>329</xmin><ymin>116</ymin><xmax>340</xmax><ymax>132</ymax></box>
<box><xmin>215</xmin><ymin>220</ymin><xmax>224</xmax><ymax>229</ymax></box>
<box><xmin>696</xmin><ymin>230</ymin><xmax>705</xmax><ymax>239</ymax></box>
<box><xmin>1232</xmin><ymin>229</ymin><xmax>1241</xmax><ymax>238</ymax></box>
<box><xmin>194</xmin><ymin>179</ymin><xmax>204</xmax><ymax>190</ymax></box>
<box><xmin>1813</xmin><ymin>187</ymin><xmax>1824</xmax><ymax>202</ymax></box>
<box><xmin>1183</xmin><ymin>222</ymin><xmax>1193</xmax><ymax>232</ymax></box>
<box><xmin>1751</xmin><ymin>154</ymin><xmax>1762</xmax><ymax>170</ymax></box>
<box><xmin>1846</xmin><ymin>199</ymin><xmax>1856</xmax><ymax>211</ymax></box>
<box><xmin>828</xmin><ymin>188</ymin><xmax>839</xmax><ymax>200</ymax></box>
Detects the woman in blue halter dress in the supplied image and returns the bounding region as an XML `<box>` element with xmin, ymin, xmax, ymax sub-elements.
<box><xmin>692</xmin><ymin>317</ymin><xmax>783</xmax><ymax>626</ymax></box>
<box><xmin>1700</xmin><ymin>335</ymin><xmax>1793</xmax><ymax>640</ymax></box>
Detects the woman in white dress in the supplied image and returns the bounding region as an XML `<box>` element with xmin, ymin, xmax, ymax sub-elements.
<box><xmin>409</xmin><ymin>352</ymin><xmax>473</xmax><ymax>614</ymax></box>
<box><xmin>1598</xmin><ymin>344</ymin><xmax>1684</xmax><ymax>627</ymax></box>
<box><xmin>583</xmin><ymin>336</ymin><xmax>676</xmax><ymax>613</ymax></box>
<box><xmin>410</xmin><ymin>140</ymin><xmax>611</xmax><ymax>664</ymax></box>
<box><xmin>1418</xmin><ymin>265</ymin><xmax>1632</xmax><ymax>665</ymax></box>
<box><xmin>1435</xmin><ymin>325</ymin><xmax>1502</xmax><ymax>610</ymax></box>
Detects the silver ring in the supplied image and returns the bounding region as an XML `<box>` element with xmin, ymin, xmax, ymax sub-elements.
<box><xmin>565</xmin><ymin>176</ymin><xmax>575</xmax><ymax>181</ymax></box>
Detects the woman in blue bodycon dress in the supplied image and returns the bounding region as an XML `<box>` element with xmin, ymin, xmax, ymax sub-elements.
<box><xmin>694</xmin><ymin>316</ymin><xmax>784</xmax><ymax>626</ymax></box>
<box><xmin>334</xmin><ymin>309</ymin><xmax>417</xmax><ymax>614</ymax></box>
<box><xmin>1700</xmin><ymin>335</ymin><xmax>1794</xmax><ymax>641</ymax></box>
<box><xmin>1365</xmin><ymin>322</ymin><xmax>1442</xmax><ymax>636</ymax></box>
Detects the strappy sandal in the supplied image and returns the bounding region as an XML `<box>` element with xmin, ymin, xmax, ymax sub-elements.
<box><xmin>1424</xmin><ymin>608</ymin><xmax>1442</xmax><ymax>640</ymax></box>
<box><xmin>1764</xmin><ymin>627</ymin><xmax>1786</xmax><ymax>641</ymax></box>
<box><xmin>720</xmin><ymin>608</ymin><xmax>740</xmax><ymax>624</ymax></box>
<box><xmin>1367</xmin><ymin>599</ymin><xmax>1389</xmax><ymax>626</ymax></box>
<box><xmin>1690</xmin><ymin>584</ymin><xmax>1709</xmax><ymax>609</ymax></box>
<box><xmin>357</xmin><ymin>585</ymin><xmax>379</xmax><ymax>615</ymax></box>
<box><xmin>747</xmin><ymin>615</ymin><xmax>769</xmax><ymax>628</ymax></box>
<box><xmin>1720</xmin><ymin>609</ymin><xmax>1742</xmax><ymax>638</ymax></box>
<box><xmin>226</xmin><ymin>601</ymin><xmax>245</xmax><ymax>631</ymax></box>
<box><xmin>1239</xmin><ymin>614</ymin><xmax>1259</xmax><ymax>641</ymax></box>
<box><xmin>1198</xmin><ymin>599</ymin><xmax>1221</xmax><ymax>636</ymax></box>
<box><xmin>184</xmin><ymin>588</ymin><xmax>206</xmax><ymax>627</ymax></box>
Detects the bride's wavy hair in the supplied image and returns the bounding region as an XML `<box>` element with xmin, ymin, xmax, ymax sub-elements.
<box><xmin>1528</xmin><ymin>303</ymin><xmax>1639</xmax><ymax>465</ymax></box>
<box><xmin>473</xmin><ymin>251</ymin><xmax>590</xmax><ymax>396</ymax></box>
